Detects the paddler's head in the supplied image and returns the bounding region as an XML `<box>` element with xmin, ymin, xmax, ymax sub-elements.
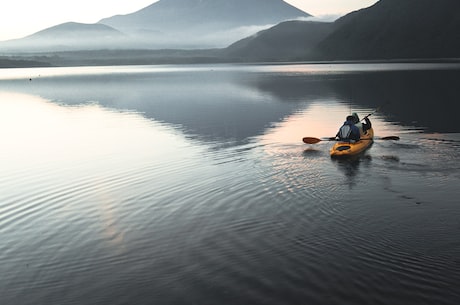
<box><xmin>351</xmin><ymin>112</ymin><xmax>360</xmax><ymax>123</ymax></box>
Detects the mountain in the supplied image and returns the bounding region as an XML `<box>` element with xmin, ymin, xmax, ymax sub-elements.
<box><xmin>224</xmin><ymin>20</ymin><xmax>333</xmax><ymax>61</ymax></box>
<box><xmin>224</xmin><ymin>0</ymin><xmax>460</xmax><ymax>61</ymax></box>
<box><xmin>98</xmin><ymin>0</ymin><xmax>310</xmax><ymax>48</ymax></box>
<box><xmin>314</xmin><ymin>0</ymin><xmax>460</xmax><ymax>60</ymax></box>
<box><xmin>4</xmin><ymin>0</ymin><xmax>459</xmax><ymax>63</ymax></box>
<box><xmin>100</xmin><ymin>0</ymin><xmax>309</xmax><ymax>31</ymax></box>
<box><xmin>1</xmin><ymin>0</ymin><xmax>310</xmax><ymax>52</ymax></box>
<box><xmin>0</xmin><ymin>22</ymin><xmax>127</xmax><ymax>52</ymax></box>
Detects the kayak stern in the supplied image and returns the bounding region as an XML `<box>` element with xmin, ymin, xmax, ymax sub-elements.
<box><xmin>330</xmin><ymin>128</ymin><xmax>374</xmax><ymax>157</ymax></box>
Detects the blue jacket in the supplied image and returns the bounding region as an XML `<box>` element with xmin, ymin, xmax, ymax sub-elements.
<box><xmin>337</xmin><ymin>120</ymin><xmax>361</xmax><ymax>141</ymax></box>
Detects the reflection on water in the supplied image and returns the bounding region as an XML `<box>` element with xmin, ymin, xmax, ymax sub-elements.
<box><xmin>1</xmin><ymin>63</ymin><xmax>460</xmax><ymax>148</ymax></box>
<box><xmin>332</xmin><ymin>154</ymin><xmax>373</xmax><ymax>189</ymax></box>
<box><xmin>0</xmin><ymin>91</ymin><xmax>182</xmax><ymax>173</ymax></box>
<box><xmin>1</xmin><ymin>64</ymin><xmax>460</xmax><ymax>305</ymax></box>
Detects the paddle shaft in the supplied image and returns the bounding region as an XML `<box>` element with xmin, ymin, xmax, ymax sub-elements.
<box><xmin>303</xmin><ymin>105</ymin><xmax>398</xmax><ymax>144</ymax></box>
<box><xmin>303</xmin><ymin>135</ymin><xmax>399</xmax><ymax>144</ymax></box>
<box><xmin>361</xmin><ymin>107</ymin><xmax>380</xmax><ymax>121</ymax></box>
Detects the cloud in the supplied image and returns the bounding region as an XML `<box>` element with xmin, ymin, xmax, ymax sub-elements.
<box><xmin>296</xmin><ymin>14</ymin><xmax>342</xmax><ymax>23</ymax></box>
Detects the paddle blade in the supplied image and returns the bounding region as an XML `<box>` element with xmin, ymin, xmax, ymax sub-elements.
<box><xmin>303</xmin><ymin>137</ymin><xmax>322</xmax><ymax>144</ymax></box>
<box><xmin>381</xmin><ymin>136</ymin><xmax>400</xmax><ymax>141</ymax></box>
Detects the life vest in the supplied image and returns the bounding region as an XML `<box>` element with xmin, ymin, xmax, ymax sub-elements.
<box><xmin>338</xmin><ymin>121</ymin><xmax>360</xmax><ymax>141</ymax></box>
<box><xmin>355</xmin><ymin>122</ymin><xmax>364</xmax><ymax>135</ymax></box>
<box><xmin>351</xmin><ymin>112</ymin><xmax>365</xmax><ymax>135</ymax></box>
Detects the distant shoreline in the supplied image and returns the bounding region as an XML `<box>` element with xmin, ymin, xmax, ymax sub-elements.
<box><xmin>2</xmin><ymin>50</ymin><xmax>460</xmax><ymax>69</ymax></box>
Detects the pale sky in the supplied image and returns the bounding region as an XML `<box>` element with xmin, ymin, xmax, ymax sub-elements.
<box><xmin>0</xmin><ymin>0</ymin><xmax>378</xmax><ymax>42</ymax></box>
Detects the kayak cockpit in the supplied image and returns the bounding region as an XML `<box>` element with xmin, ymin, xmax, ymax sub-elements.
<box><xmin>330</xmin><ymin>128</ymin><xmax>374</xmax><ymax>157</ymax></box>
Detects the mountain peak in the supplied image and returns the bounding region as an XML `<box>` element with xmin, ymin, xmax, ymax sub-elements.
<box><xmin>1</xmin><ymin>22</ymin><xmax>126</xmax><ymax>52</ymax></box>
<box><xmin>2</xmin><ymin>0</ymin><xmax>311</xmax><ymax>51</ymax></box>
<box><xmin>29</xmin><ymin>22</ymin><xmax>123</xmax><ymax>38</ymax></box>
<box><xmin>99</xmin><ymin>0</ymin><xmax>310</xmax><ymax>47</ymax></box>
<box><xmin>100</xmin><ymin>0</ymin><xmax>310</xmax><ymax>29</ymax></box>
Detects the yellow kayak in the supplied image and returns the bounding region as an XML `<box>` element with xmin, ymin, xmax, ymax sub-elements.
<box><xmin>330</xmin><ymin>128</ymin><xmax>374</xmax><ymax>157</ymax></box>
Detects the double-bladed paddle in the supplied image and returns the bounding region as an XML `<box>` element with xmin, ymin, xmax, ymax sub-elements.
<box><xmin>302</xmin><ymin>136</ymin><xmax>400</xmax><ymax>144</ymax></box>
<box><xmin>303</xmin><ymin>106</ymin><xmax>401</xmax><ymax>144</ymax></box>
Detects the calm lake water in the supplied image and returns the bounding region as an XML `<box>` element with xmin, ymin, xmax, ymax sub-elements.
<box><xmin>1</xmin><ymin>63</ymin><xmax>460</xmax><ymax>305</ymax></box>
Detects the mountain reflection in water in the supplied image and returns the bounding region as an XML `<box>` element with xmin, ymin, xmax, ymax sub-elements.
<box><xmin>1</xmin><ymin>63</ymin><xmax>460</xmax><ymax>305</ymax></box>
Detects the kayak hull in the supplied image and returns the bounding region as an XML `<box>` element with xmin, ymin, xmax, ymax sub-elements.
<box><xmin>330</xmin><ymin>128</ymin><xmax>374</xmax><ymax>157</ymax></box>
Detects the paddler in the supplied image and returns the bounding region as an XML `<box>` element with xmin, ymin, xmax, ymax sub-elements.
<box><xmin>351</xmin><ymin>112</ymin><xmax>372</xmax><ymax>135</ymax></box>
<box><xmin>336</xmin><ymin>115</ymin><xmax>361</xmax><ymax>142</ymax></box>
